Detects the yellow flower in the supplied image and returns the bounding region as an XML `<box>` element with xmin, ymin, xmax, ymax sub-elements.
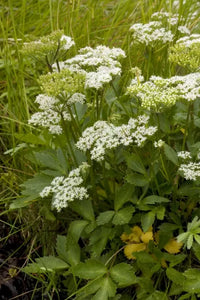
<box><xmin>121</xmin><ymin>226</ymin><xmax>153</xmax><ymax>260</ymax></box>
<box><xmin>124</xmin><ymin>243</ymin><xmax>146</xmax><ymax>260</ymax></box>
<box><xmin>164</xmin><ymin>238</ymin><xmax>183</xmax><ymax>254</ymax></box>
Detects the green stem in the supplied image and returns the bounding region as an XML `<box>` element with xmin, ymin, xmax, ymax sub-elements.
<box><xmin>182</xmin><ymin>103</ymin><xmax>192</xmax><ymax>151</ymax></box>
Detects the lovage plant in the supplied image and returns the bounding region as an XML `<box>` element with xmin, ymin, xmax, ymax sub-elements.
<box><xmin>9</xmin><ymin>9</ymin><xmax>200</xmax><ymax>298</ymax></box>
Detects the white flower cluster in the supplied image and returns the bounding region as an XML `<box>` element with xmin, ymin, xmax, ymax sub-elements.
<box><xmin>53</xmin><ymin>45</ymin><xmax>126</xmax><ymax>90</ymax></box>
<box><xmin>179</xmin><ymin>162</ymin><xmax>200</xmax><ymax>181</ymax></box>
<box><xmin>60</xmin><ymin>35</ymin><xmax>75</xmax><ymax>51</ymax></box>
<box><xmin>175</xmin><ymin>34</ymin><xmax>200</xmax><ymax>47</ymax></box>
<box><xmin>177</xmin><ymin>151</ymin><xmax>192</xmax><ymax>160</ymax></box>
<box><xmin>127</xmin><ymin>72</ymin><xmax>200</xmax><ymax>111</ymax></box>
<box><xmin>130</xmin><ymin>21</ymin><xmax>174</xmax><ymax>46</ymax></box>
<box><xmin>40</xmin><ymin>163</ymin><xmax>90</xmax><ymax>211</ymax></box>
<box><xmin>76</xmin><ymin>115</ymin><xmax>157</xmax><ymax>161</ymax></box>
<box><xmin>29</xmin><ymin>92</ymin><xmax>86</xmax><ymax>134</ymax></box>
<box><xmin>130</xmin><ymin>11</ymin><xmax>190</xmax><ymax>47</ymax></box>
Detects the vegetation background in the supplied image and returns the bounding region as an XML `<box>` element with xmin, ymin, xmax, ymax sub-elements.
<box><xmin>0</xmin><ymin>0</ymin><xmax>200</xmax><ymax>299</ymax></box>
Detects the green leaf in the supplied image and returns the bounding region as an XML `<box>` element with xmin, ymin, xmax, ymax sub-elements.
<box><xmin>114</xmin><ymin>184</ymin><xmax>134</xmax><ymax>211</ymax></box>
<box><xmin>146</xmin><ymin>291</ymin><xmax>168</xmax><ymax>300</ymax></box>
<box><xmin>112</xmin><ymin>206</ymin><xmax>135</xmax><ymax>225</ymax></box>
<box><xmin>93</xmin><ymin>277</ymin><xmax>116</xmax><ymax>300</ymax></box>
<box><xmin>89</xmin><ymin>227</ymin><xmax>113</xmax><ymax>257</ymax></box>
<box><xmin>56</xmin><ymin>235</ymin><xmax>68</xmax><ymax>262</ymax></box>
<box><xmin>125</xmin><ymin>152</ymin><xmax>146</xmax><ymax>174</ymax></box>
<box><xmin>65</xmin><ymin>234</ymin><xmax>80</xmax><ymax>266</ymax></box>
<box><xmin>9</xmin><ymin>195</ymin><xmax>38</xmax><ymax>209</ymax></box>
<box><xmin>21</xmin><ymin>173</ymin><xmax>53</xmax><ymax>196</ymax></box>
<box><xmin>166</xmin><ymin>267</ymin><xmax>185</xmax><ymax>285</ymax></box>
<box><xmin>34</xmin><ymin>149</ymin><xmax>68</xmax><ymax>172</ymax></box>
<box><xmin>163</xmin><ymin>144</ymin><xmax>178</xmax><ymax>165</ymax></box>
<box><xmin>194</xmin><ymin>234</ymin><xmax>200</xmax><ymax>245</ymax></box>
<box><xmin>142</xmin><ymin>195</ymin><xmax>169</xmax><ymax>205</ymax></box>
<box><xmin>40</xmin><ymin>205</ymin><xmax>56</xmax><ymax>221</ymax></box>
<box><xmin>75</xmin><ymin>278</ymin><xmax>104</xmax><ymax>300</ymax></box>
<box><xmin>141</xmin><ymin>211</ymin><xmax>155</xmax><ymax>232</ymax></box>
<box><xmin>155</xmin><ymin>206</ymin><xmax>165</xmax><ymax>220</ymax></box>
<box><xmin>110</xmin><ymin>263</ymin><xmax>137</xmax><ymax>287</ymax></box>
<box><xmin>68</xmin><ymin>220</ymin><xmax>89</xmax><ymax>242</ymax></box>
<box><xmin>193</xmin><ymin>243</ymin><xmax>200</xmax><ymax>261</ymax></box>
<box><xmin>70</xmin><ymin>199</ymin><xmax>95</xmax><ymax>221</ymax></box>
<box><xmin>97</xmin><ymin>211</ymin><xmax>115</xmax><ymax>226</ymax></box>
<box><xmin>23</xmin><ymin>256</ymin><xmax>69</xmax><ymax>273</ymax></box>
<box><xmin>126</xmin><ymin>172</ymin><xmax>149</xmax><ymax>187</ymax></box>
<box><xmin>73</xmin><ymin>259</ymin><xmax>107</xmax><ymax>279</ymax></box>
<box><xmin>14</xmin><ymin>133</ymin><xmax>46</xmax><ymax>145</ymax></box>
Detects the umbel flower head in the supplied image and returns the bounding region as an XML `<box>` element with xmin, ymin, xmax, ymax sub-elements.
<box><xmin>169</xmin><ymin>34</ymin><xmax>200</xmax><ymax>71</ymax></box>
<box><xmin>40</xmin><ymin>163</ymin><xmax>90</xmax><ymax>212</ymax></box>
<box><xmin>22</xmin><ymin>30</ymin><xmax>75</xmax><ymax>59</ymax></box>
<box><xmin>76</xmin><ymin>115</ymin><xmax>157</xmax><ymax>161</ymax></box>
<box><xmin>130</xmin><ymin>11</ymin><xmax>190</xmax><ymax>48</ymax></box>
<box><xmin>127</xmin><ymin>72</ymin><xmax>200</xmax><ymax>111</ymax></box>
<box><xmin>53</xmin><ymin>45</ymin><xmax>126</xmax><ymax>90</ymax></box>
<box><xmin>39</xmin><ymin>68</ymin><xmax>85</xmax><ymax>98</ymax></box>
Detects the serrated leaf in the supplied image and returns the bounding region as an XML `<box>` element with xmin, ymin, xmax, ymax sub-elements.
<box><xmin>73</xmin><ymin>259</ymin><xmax>107</xmax><ymax>279</ymax></box>
<box><xmin>89</xmin><ymin>227</ymin><xmax>112</xmax><ymax>257</ymax></box>
<box><xmin>163</xmin><ymin>144</ymin><xmax>178</xmax><ymax>165</ymax></box>
<box><xmin>141</xmin><ymin>211</ymin><xmax>155</xmax><ymax>232</ymax></box>
<box><xmin>166</xmin><ymin>268</ymin><xmax>185</xmax><ymax>285</ymax></box>
<box><xmin>125</xmin><ymin>152</ymin><xmax>146</xmax><ymax>174</ymax></box>
<box><xmin>112</xmin><ymin>206</ymin><xmax>135</xmax><ymax>225</ymax></box>
<box><xmin>70</xmin><ymin>199</ymin><xmax>95</xmax><ymax>221</ymax></box>
<box><xmin>9</xmin><ymin>194</ymin><xmax>38</xmax><ymax>209</ymax></box>
<box><xmin>65</xmin><ymin>235</ymin><xmax>80</xmax><ymax>266</ymax></box>
<box><xmin>14</xmin><ymin>133</ymin><xmax>46</xmax><ymax>145</ymax></box>
<box><xmin>23</xmin><ymin>256</ymin><xmax>69</xmax><ymax>273</ymax></box>
<box><xmin>76</xmin><ymin>277</ymin><xmax>104</xmax><ymax>300</ymax></box>
<box><xmin>97</xmin><ymin>211</ymin><xmax>115</xmax><ymax>226</ymax></box>
<box><xmin>56</xmin><ymin>235</ymin><xmax>68</xmax><ymax>262</ymax></box>
<box><xmin>155</xmin><ymin>206</ymin><xmax>165</xmax><ymax>220</ymax></box>
<box><xmin>114</xmin><ymin>184</ymin><xmax>134</xmax><ymax>211</ymax></box>
<box><xmin>34</xmin><ymin>149</ymin><xmax>67</xmax><ymax>172</ymax></box>
<box><xmin>194</xmin><ymin>234</ymin><xmax>200</xmax><ymax>245</ymax></box>
<box><xmin>68</xmin><ymin>220</ymin><xmax>89</xmax><ymax>242</ymax></box>
<box><xmin>146</xmin><ymin>291</ymin><xmax>168</xmax><ymax>300</ymax></box>
<box><xmin>142</xmin><ymin>195</ymin><xmax>169</xmax><ymax>205</ymax></box>
<box><xmin>110</xmin><ymin>263</ymin><xmax>137</xmax><ymax>287</ymax></box>
<box><xmin>126</xmin><ymin>172</ymin><xmax>149</xmax><ymax>187</ymax></box>
<box><xmin>21</xmin><ymin>173</ymin><xmax>53</xmax><ymax>196</ymax></box>
<box><xmin>92</xmin><ymin>277</ymin><xmax>116</xmax><ymax>300</ymax></box>
<box><xmin>193</xmin><ymin>243</ymin><xmax>200</xmax><ymax>261</ymax></box>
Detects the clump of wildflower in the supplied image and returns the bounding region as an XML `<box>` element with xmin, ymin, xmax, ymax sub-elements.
<box><xmin>178</xmin><ymin>161</ymin><xmax>200</xmax><ymax>181</ymax></box>
<box><xmin>130</xmin><ymin>11</ymin><xmax>191</xmax><ymax>48</ymax></box>
<box><xmin>76</xmin><ymin>115</ymin><xmax>157</xmax><ymax>161</ymax></box>
<box><xmin>22</xmin><ymin>30</ymin><xmax>75</xmax><ymax>59</ymax></box>
<box><xmin>28</xmin><ymin>90</ymin><xmax>86</xmax><ymax>134</ymax></box>
<box><xmin>169</xmin><ymin>34</ymin><xmax>200</xmax><ymax>70</ymax></box>
<box><xmin>127</xmin><ymin>72</ymin><xmax>200</xmax><ymax>111</ymax></box>
<box><xmin>130</xmin><ymin>21</ymin><xmax>174</xmax><ymax>46</ymax></box>
<box><xmin>40</xmin><ymin>163</ymin><xmax>90</xmax><ymax>211</ymax></box>
<box><xmin>53</xmin><ymin>45</ymin><xmax>126</xmax><ymax>90</ymax></box>
<box><xmin>39</xmin><ymin>68</ymin><xmax>85</xmax><ymax>98</ymax></box>
<box><xmin>177</xmin><ymin>151</ymin><xmax>192</xmax><ymax>160</ymax></box>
